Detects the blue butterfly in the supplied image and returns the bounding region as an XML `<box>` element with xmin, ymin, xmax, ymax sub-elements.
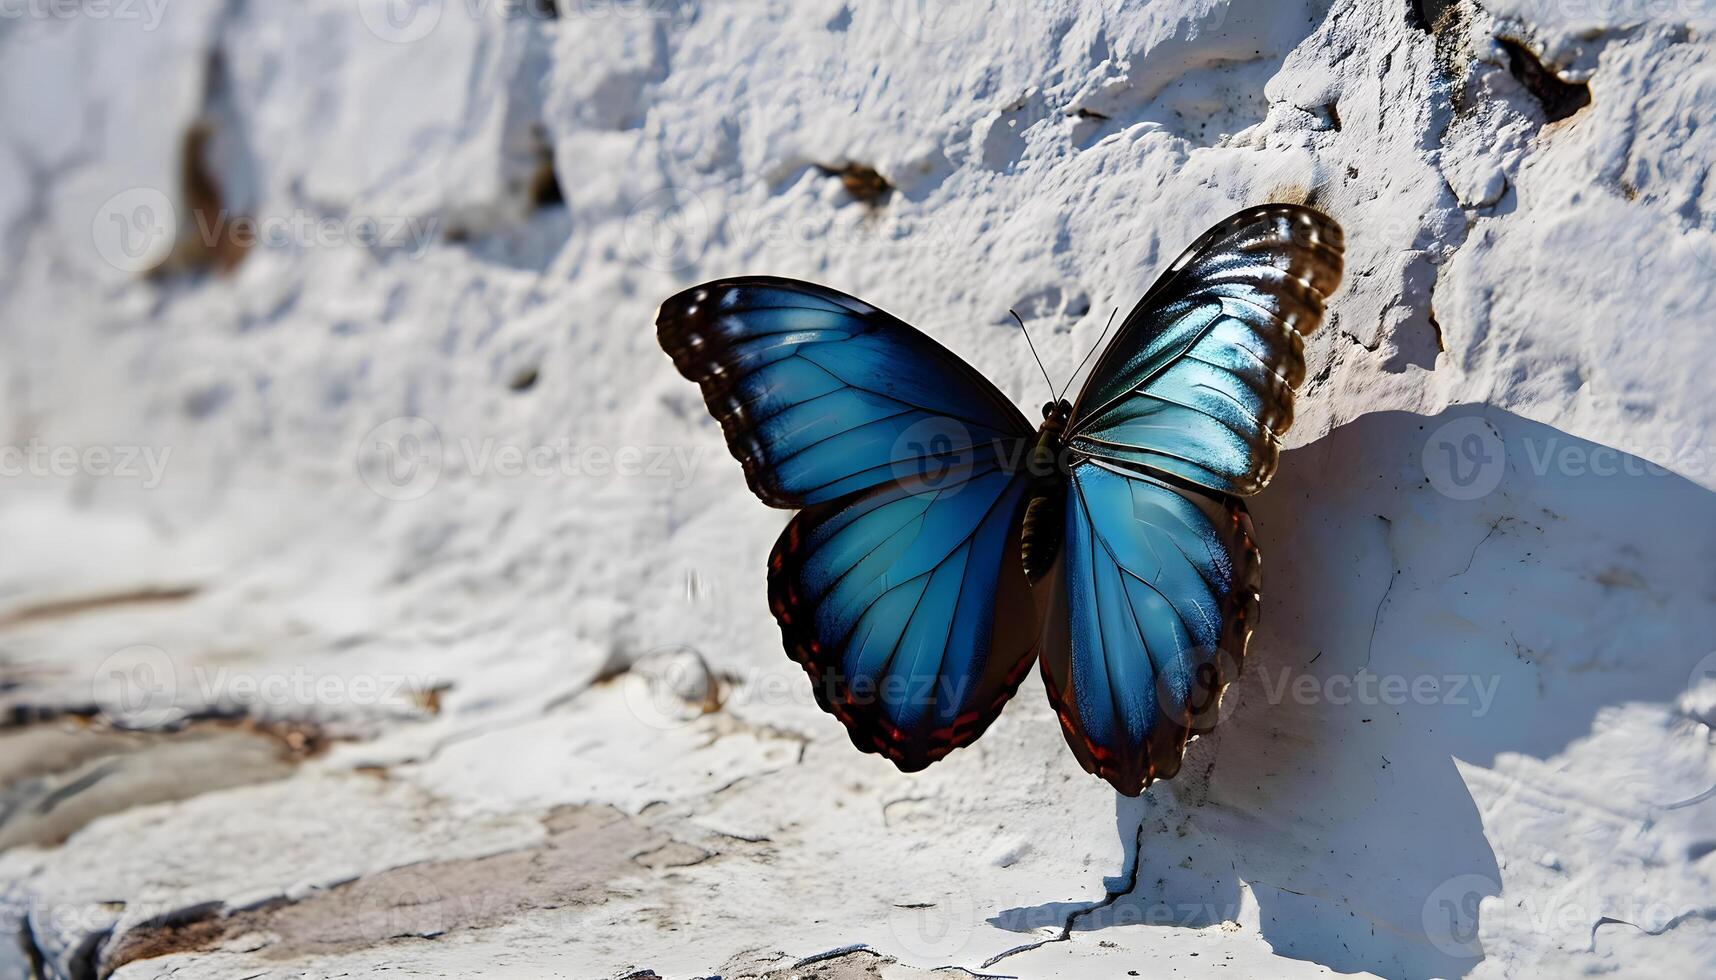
<box><xmin>657</xmin><ymin>205</ymin><xmax>1344</xmax><ymax>795</ymax></box>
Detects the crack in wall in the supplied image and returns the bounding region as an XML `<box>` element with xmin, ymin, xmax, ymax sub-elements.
<box><xmin>981</xmin><ymin>818</ymin><xmax>1150</xmax><ymax>969</ymax></box>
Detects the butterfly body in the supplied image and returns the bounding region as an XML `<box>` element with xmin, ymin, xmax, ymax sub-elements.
<box><xmin>658</xmin><ymin>204</ymin><xmax>1344</xmax><ymax>795</ymax></box>
<box><xmin>1019</xmin><ymin>399</ymin><xmax>1073</xmax><ymax>584</ymax></box>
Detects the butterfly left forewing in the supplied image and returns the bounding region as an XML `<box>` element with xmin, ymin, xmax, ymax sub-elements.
<box><xmin>658</xmin><ymin>276</ymin><xmax>1031</xmax><ymax>508</ymax></box>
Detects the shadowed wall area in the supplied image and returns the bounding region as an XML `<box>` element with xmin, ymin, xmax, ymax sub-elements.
<box><xmin>998</xmin><ymin>407</ymin><xmax>1716</xmax><ymax>978</ymax></box>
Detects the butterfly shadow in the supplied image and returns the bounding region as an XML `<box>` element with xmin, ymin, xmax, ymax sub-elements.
<box><xmin>993</xmin><ymin>406</ymin><xmax>1716</xmax><ymax>978</ymax></box>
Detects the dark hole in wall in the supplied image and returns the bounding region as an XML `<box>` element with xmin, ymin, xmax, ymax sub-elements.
<box><xmin>529</xmin><ymin>134</ymin><xmax>564</xmax><ymax>209</ymax></box>
<box><xmin>509</xmin><ymin>365</ymin><xmax>540</xmax><ymax>391</ymax></box>
<box><xmin>178</xmin><ymin>123</ymin><xmax>249</xmax><ymax>275</ymax></box>
<box><xmin>153</xmin><ymin>50</ymin><xmax>254</xmax><ymax>278</ymax></box>
<box><xmin>1497</xmin><ymin>37</ymin><xmax>1591</xmax><ymax>123</ymax></box>
<box><xmin>1407</xmin><ymin>0</ymin><xmax>1457</xmax><ymax>32</ymax></box>
<box><xmin>823</xmin><ymin>162</ymin><xmax>892</xmax><ymax>204</ymax></box>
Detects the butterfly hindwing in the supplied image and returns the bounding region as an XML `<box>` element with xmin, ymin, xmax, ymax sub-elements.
<box><xmin>1067</xmin><ymin>204</ymin><xmax>1344</xmax><ymax>496</ymax></box>
<box><xmin>771</xmin><ymin>459</ymin><xmax>1037</xmax><ymax>769</ymax></box>
<box><xmin>1040</xmin><ymin>204</ymin><xmax>1344</xmax><ymax>795</ymax></box>
<box><xmin>1038</xmin><ymin>462</ymin><xmax>1260</xmax><ymax>795</ymax></box>
<box><xmin>659</xmin><ymin>277</ymin><xmax>1039</xmax><ymax>769</ymax></box>
<box><xmin>658</xmin><ymin>277</ymin><xmax>1032</xmax><ymax>507</ymax></box>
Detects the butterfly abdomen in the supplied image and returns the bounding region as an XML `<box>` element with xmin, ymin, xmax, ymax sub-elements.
<box><xmin>1020</xmin><ymin>425</ymin><xmax>1068</xmax><ymax>584</ymax></box>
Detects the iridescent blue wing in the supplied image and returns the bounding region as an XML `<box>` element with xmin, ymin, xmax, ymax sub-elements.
<box><xmin>1041</xmin><ymin>205</ymin><xmax>1344</xmax><ymax>795</ymax></box>
<box><xmin>770</xmin><ymin>460</ymin><xmax>1036</xmax><ymax>769</ymax></box>
<box><xmin>657</xmin><ymin>277</ymin><xmax>1032</xmax><ymax>507</ymax></box>
<box><xmin>1066</xmin><ymin>204</ymin><xmax>1344</xmax><ymax>495</ymax></box>
<box><xmin>1039</xmin><ymin>462</ymin><xmax>1259</xmax><ymax>795</ymax></box>
<box><xmin>658</xmin><ymin>277</ymin><xmax>1039</xmax><ymax>768</ymax></box>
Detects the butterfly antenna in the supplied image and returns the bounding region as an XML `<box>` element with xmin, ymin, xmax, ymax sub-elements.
<box><xmin>1059</xmin><ymin>307</ymin><xmax>1119</xmax><ymax>401</ymax></box>
<box><xmin>1009</xmin><ymin>309</ymin><xmax>1057</xmax><ymax>401</ymax></box>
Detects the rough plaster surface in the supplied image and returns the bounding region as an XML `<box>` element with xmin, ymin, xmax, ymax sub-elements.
<box><xmin>1</xmin><ymin>1</ymin><xmax>1713</xmax><ymax>978</ymax></box>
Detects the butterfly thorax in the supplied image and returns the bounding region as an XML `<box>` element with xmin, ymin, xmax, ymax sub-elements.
<box><xmin>1020</xmin><ymin>400</ymin><xmax>1074</xmax><ymax>584</ymax></box>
